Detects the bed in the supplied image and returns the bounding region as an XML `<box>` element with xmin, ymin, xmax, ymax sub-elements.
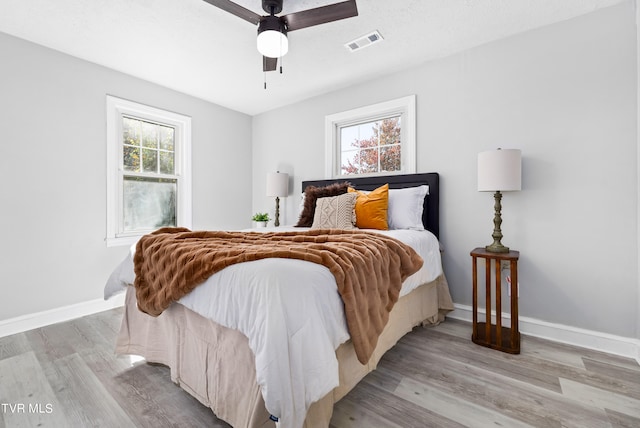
<box><xmin>105</xmin><ymin>172</ymin><xmax>454</xmax><ymax>428</ymax></box>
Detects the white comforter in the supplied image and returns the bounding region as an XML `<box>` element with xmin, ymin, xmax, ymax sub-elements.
<box><xmin>104</xmin><ymin>227</ymin><xmax>442</xmax><ymax>428</ymax></box>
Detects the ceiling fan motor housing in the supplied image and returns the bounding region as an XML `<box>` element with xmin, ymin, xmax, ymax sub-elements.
<box><xmin>258</xmin><ymin>15</ymin><xmax>287</xmax><ymax>35</ymax></box>
<box><xmin>257</xmin><ymin>15</ymin><xmax>288</xmax><ymax>58</ymax></box>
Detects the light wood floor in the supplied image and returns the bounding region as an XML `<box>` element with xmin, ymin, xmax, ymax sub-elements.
<box><xmin>1</xmin><ymin>308</ymin><xmax>638</xmax><ymax>427</ymax></box>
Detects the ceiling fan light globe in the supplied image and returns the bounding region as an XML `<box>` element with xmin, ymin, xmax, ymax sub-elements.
<box><xmin>257</xmin><ymin>29</ymin><xmax>288</xmax><ymax>58</ymax></box>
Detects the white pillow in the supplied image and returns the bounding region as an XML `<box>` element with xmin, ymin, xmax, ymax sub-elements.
<box><xmin>388</xmin><ymin>185</ymin><xmax>429</xmax><ymax>230</ymax></box>
<box><xmin>311</xmin><ymin>193</ymin><xmax>357</xmax><ymax>229</ymax></box>
<box><xmin>298</xmin><ymin>192</ymin><xmax>306</xmax><ymax>216</ymax></box>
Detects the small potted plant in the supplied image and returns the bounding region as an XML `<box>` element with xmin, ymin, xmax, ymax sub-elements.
<box><xmin>252</xmin><ymin>212</ymin><xmax>270</xmax><ymax>228</ymax></box>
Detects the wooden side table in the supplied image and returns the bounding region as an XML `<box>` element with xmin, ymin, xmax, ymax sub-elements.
<box><xmin>471</xmin><ymin>248</ymin><xmax>520</xmax><ymax>354</ymax></box>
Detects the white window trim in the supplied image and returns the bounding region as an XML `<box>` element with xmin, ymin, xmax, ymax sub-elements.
<box><xmin>325</xmin><ymin>95</ymin><xmax>416</xmax><ymax>179</ymax></box>
<box><xmin>106</xmin><ymin>96</ymin><xmax>192</xmax><ymax>247</ymax></box>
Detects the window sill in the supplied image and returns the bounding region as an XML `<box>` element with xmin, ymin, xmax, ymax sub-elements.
<box><xmin>106</xmin><ymin>235</ymin><xmax>142</xmax><ymax>248</ymax></box>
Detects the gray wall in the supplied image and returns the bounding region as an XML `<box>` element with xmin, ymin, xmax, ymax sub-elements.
<box><xmin>253</xmin><ymin>2</ymin><xmax>638</xmax><ymax>338</ymax></box>
<box><xmin>0</xmin><ymin>32</ymin><xmax>252</xmax><ymax>321</ymax></box>
<box><xmin>637</xmin><ymin>0</ymin><xmax>640</xmax><ymax>353</ymax></box>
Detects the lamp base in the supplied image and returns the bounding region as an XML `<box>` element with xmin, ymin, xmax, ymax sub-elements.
<box><xmin>485</xmin><ymin>243</ymin><xmax>510</xmax><ymax>253</ymax></box>
<box><xmin>485</xmin><ymin>190</ymin><xmax>510</xmax><ymax>253</ymax></box>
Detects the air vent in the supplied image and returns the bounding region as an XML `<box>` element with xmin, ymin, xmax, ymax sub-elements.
<box><xmin>345</xmin><ymin>30</ymin><xmax>384</xmax><ymax>52</ymax></box>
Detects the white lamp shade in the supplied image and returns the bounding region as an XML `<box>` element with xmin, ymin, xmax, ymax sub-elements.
<box><xmin>478</xmin><ymin>149</ymin><xmax>521</xmax><ymax>192</ymax></box>
<box><xmin>266</xmin><ymin>172</ymin><xmax>289</xmax><ymax>197</ymax></box>
<box><xmin>257</xmin><ymin>30</ymin><xmax>288</xmax><ymax>58</ymax></box>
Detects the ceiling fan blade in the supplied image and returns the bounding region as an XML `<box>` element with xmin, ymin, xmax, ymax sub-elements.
<box><xmin>263</xmin><ymin>56</ymin><xmax>278</xmax><ymax>72</ymax></box>
<box><xmin>201</xmin><ymin>0</ymin><xmax>261</xmax><ymax>25</ymax></box>
<box><xmin>283</xmin><ymin>0</ymin><xmax>358</xmax><ymax>32</ymax></box>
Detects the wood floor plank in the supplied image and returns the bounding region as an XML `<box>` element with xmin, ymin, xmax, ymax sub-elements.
<box><xmin>522</xmin><ymin>332</ymin><xmax>639</xmax><ymax>372</ymax></box>
<box><xmin>520</xmin><ymin>335</ymin><xmax>587</xmax><ymax>369</ymax></box>
<box><xmin>78</xmin><ymin>346</ymin><xmax>180</xmax><ymax>428</ymax></box>
<box><xmin>400</xmin><ymin>328</ymin><xmax>565</xmax><ymax>392</ymax></box>
<box><xmin>73</xmin><ymin>310</ymin><xmax>124</xmax><ymax>351</ymax></box>
<box><xmin>0</xmin><ymin>333</ymin><xmax>31</xmax><ymax>362</ymax></box>
<box><xmin>24</xmin><ymin>323</ymin><xmax>86</xmax><ymax>365</ymax></box>
<box><xmin>605</xmin><ymin>408</ymin><xmax>640</xmax><ymax>428</ymax></box>
<box><xmin>582</xmin><ymin>357</ymin><xmax>640</xmax><ymax>384</ymax></box>
<box><xmin>559</xmin><ymin>378</ymin><xmax>640</xmax><ymax>419</ymax></box>
<box><xmin>110</xmin><ymin>358</ymin><xmax>228</xmax><ymax>427</ymax></box>
<box><xmin>440</xmin><ymin>319</ymin><xmax>639</xmax><ymax>372</ymax></box>
<box><xmin>408</xmin><ymin>326</ymin><xmax>640</xmax><ymax>400</ymax></box>
<box><xmin>43</xmin><ymin>352</ymin><xmax>134</xmax><ymax>427</ymax></box>
<box><xmin>550</xmin><ymin>341</ymin><xmax>640</xmax><ymax>370</ymax></box>
<box><xmin>394</xmin><ymin>376</ymin><xmax>535</xmax><ymax>428</ymax></box>
<box><xmin>380</xmin><ymin>343</ymin><xmax>613</xmax><ymax>427</ymax></box>
<box><xmin>423</xmin><ymin>318</ymin><xmax>470</xmax><ymax>340</ymax></box>
<box><xmin>90</xmin><ymin>306</ymin><xmax>125</xmax><ymax>335</ymax></box>
<box><xmin>330</xmin><ymin>396</ymin><xmax>404</xmax><ymax>428</ymax></box>
<box><xmin>0</xmin><ymin>351</ymin><xmax>69</xmax><ymax>428</ymax></box>
<box><xmin>335</xmin><ymin>373</ymin><xmax>466</xmax><ymax>428</ymax></box>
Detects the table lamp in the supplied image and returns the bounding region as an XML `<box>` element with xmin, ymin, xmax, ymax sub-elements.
<box><xmin>266</xmin><ymin>171</ymin><xmax>289</xmax><ymax>227</ymax></box>
<box><xmin>477</xmin><ymin>149</ymin><xmax>521</xmax><ymax>253</ymax></box>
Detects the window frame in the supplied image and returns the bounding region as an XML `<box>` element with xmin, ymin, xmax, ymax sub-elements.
<box><xmin>324</xmin><ymin>95</ymin><xmax>416</xmax><ymax>179</ymax></box>
<box><xmin>106</xmin><ymin>96</ymin><xmax>192</xmax><ymax>247</ymax></box>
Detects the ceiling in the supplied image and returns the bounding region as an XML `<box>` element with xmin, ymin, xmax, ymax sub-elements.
<box><xmin>0</xmin><ymin>0</ymin><xmax>625</xmax><ymax>115</ymax></box>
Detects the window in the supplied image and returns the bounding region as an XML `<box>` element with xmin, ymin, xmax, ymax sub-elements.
<box><xmin>325</xmin><ymin>95</ymin><xmax>416</xmax><ymax>178</ymax></box>
<box><xmin>106</xmin><ymin>96</ymin><xmax>192</xmax><ymax>247</ymax></box>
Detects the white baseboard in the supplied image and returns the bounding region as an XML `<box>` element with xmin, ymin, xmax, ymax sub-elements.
<box><xmin>449</xmin><ymin>304</ymin><xmax>640</xmax><ymax>364</ymax></box>
<box><xmin>0</xmin><ymin>293</ymin><xmax>126</xmax><ymax>338</ymax></box>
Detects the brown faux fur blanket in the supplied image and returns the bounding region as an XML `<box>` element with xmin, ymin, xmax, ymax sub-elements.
<box><xmin>133</xmin><ymin>227</ymin><xmax>423</xmax><ymax>364</ymax></box>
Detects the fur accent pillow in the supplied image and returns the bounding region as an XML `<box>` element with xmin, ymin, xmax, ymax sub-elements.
<box><xmin>295</xmin><ymin>181</ymin><xmax>350</xmax><ymax>227</ymax></box>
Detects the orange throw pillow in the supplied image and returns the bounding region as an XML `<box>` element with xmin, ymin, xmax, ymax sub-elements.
<box><xmin>348</xmin><ymin>184</ymin><xmax>389</xmax><ymax>230</ymax></box>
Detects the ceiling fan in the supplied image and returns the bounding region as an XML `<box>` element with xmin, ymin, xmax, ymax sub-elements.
<box><xmin>203</xmin><ymin>0</ymin><xmax>358</xmax><ymax>72</ymax></box>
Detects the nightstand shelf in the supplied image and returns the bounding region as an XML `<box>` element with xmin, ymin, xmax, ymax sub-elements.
<box><xmin>471</xmin><ymin>247</ymin><xmax>520</xmax><ymax>354</ymax></box>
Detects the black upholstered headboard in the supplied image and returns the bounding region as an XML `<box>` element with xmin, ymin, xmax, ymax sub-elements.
<box><xmin>301</xmin><ymin>173</ymin><xmax>440</xmax><ymax>239</ymax></box>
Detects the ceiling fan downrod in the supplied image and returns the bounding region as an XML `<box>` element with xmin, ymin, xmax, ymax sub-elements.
<box><xmin>262</xmin><ymin>0</ymin><xmax>283</xmax><ymax>15</ymax></box>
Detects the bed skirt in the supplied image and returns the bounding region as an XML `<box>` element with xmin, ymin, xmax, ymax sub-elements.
<box><xmin>115</xmin><ymin>274</ymin><xmax>453</xmax><ymax>427</ymax></box>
